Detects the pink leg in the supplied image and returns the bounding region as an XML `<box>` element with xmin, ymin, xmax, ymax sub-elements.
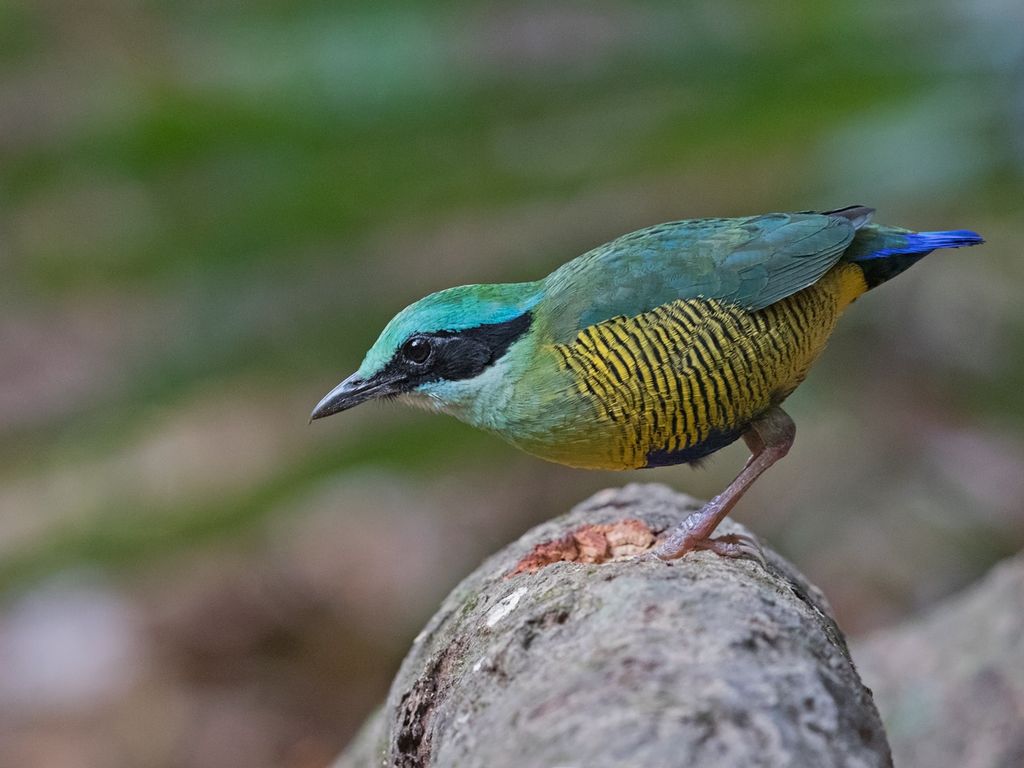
<box><xmin>653</xmin><ymin>406</ymin><xmax>795</xmax><ymax>561</ymax></box>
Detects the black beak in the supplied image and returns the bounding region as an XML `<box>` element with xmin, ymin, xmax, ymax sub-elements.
<box><xmin>309</xmin><ymin>372</ymin><xmax>402</xmax><ymax>422</ymax></box>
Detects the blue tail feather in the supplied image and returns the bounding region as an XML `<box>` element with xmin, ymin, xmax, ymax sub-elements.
<box><xmin>848</xmin><ymin>226</ymin><xmax>983</xmax><ymax>288</ymax></box>
<box><xmin>855</xmin><ymin>229</ymin><xmax>984</xmax><ymax>260</ymax></box>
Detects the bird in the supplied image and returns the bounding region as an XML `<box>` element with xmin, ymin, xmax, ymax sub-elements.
<box><xmin>311</xmin><ymin>206</ymin><xmax>983</xmax><ymax>560</ymax></box>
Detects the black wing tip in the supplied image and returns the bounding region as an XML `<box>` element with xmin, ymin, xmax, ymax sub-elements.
<box><xmin>823</xmin><ymin>205</ymin><xmax>876</xmax><ymax>228</ymax></box>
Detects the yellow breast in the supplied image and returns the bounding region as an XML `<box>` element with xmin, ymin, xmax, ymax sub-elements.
<box><xmin>549</xmin><ymin>262</ymin><xmax>868</xmax><ymax>469</ymax></box>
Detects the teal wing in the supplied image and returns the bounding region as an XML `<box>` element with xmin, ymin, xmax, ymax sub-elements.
<box><xmin>540</xmin><ymin>211</ymin><xmax>859</xmax><ymax>342</ymax></box>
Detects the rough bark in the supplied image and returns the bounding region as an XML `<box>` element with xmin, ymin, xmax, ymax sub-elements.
<box><xmin>855</xmin><ymin>552</ymin><xmax>1024</xmax><ymax>768</ymax></box>
<box><xmin>334</xmin><ymin>483</ymin><xmax>891</xmax><ymax>768</ymax></box>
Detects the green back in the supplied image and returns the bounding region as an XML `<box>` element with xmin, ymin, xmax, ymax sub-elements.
<box><xmin>539</xmin><ymin>212</ymin><xmax>856</xmax><ymax>342</ymax></box>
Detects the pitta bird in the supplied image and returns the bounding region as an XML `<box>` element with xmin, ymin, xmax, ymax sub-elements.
<box><xmin>311</xmin><ymin>206</ymin><xmax>983</xmax><ymax>559</ymax></box>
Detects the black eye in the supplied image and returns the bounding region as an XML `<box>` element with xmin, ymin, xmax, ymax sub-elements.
<box><xmin>402</xmin><ymin>336</ymin><xmax>432</xmax><ymax>365</ymax></box>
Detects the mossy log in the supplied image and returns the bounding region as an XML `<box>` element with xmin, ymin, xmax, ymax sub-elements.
<box><xmin>335</xmin><ymin>483</ymin><xmax>891</xmax><ymax>768</ymax></box>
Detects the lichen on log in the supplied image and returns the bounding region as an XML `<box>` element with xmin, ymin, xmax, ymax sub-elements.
<box><xmin>334</xmin><ymin>483</ymin><xmax>892</xmax><ymax>768</ymax></box>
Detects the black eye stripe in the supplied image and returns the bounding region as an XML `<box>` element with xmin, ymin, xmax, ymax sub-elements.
<box><xmin>382</xmin><ymin>311</ymin><xmax>533</xmax><ymax>389</ymax></box>
<box><xmin>429</xmin><ymin>311</ymin><xmax>532</xmax><ymax>357</ymax></box>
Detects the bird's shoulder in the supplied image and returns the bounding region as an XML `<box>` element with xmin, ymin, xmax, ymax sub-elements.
<box><xmin>538</xmin><ymin>211</ymin><xmax>858</xmax><ymax>342</ymax></box>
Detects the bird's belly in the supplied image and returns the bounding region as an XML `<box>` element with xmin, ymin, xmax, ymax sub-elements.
<box><xmin>540</xmin><ymin>265</ymin><xmax>861</xmax><ymax>470</ymax></box>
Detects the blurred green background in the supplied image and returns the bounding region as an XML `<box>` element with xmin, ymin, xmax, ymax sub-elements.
<box><xmin>1</xmin><ymin>1</ymin><xmax>1022</xmax><ymax>766</ymax></box>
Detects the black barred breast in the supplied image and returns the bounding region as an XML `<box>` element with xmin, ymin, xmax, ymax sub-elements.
<box><xmin>550</xmin><ymin>263</ymin><xmax>865</xmax><ymax>469</ymax></box>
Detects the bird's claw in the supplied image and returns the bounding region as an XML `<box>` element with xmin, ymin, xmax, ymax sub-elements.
<box><xmin>650</xmin><ymin>530</ymin><xmax>766</xmax><ymax>568</ymax></box>
<box><xmin>693</xmin><ymin>533</ymin><xmax>767</xmax><ymax>568</ymax></box>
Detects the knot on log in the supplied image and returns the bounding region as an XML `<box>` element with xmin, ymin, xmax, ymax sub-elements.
<box><xmin>336</xmin><ymin>483</ymin><xmax>892</xmax><ymax>768</ymax></box>
<box><xmin>509</xmin><ymin>517</ymin><xmax>656</xmax><ymax>574</ymax></box>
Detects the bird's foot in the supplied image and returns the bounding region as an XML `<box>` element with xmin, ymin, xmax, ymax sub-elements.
<box><xmin>695</xmin><ymin>533</ymin><xmax>766</xmax><ymax>567</ymax></box>
<box><xmin>652</xmin><ymin>526</ymin><xmax>765</xmax><ymax>567</ymax></box>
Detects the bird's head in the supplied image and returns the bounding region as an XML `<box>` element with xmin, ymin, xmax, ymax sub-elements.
<box><xmin>310</xmin><ymin>282</ymin><xmax>540</xmax><ymax>422</ymax></box>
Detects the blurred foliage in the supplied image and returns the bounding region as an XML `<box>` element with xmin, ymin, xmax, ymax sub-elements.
<box><xmin>1</xmin><ymin>1</ymin><xmax>1022</xmax><ymax>765</ymax></box>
